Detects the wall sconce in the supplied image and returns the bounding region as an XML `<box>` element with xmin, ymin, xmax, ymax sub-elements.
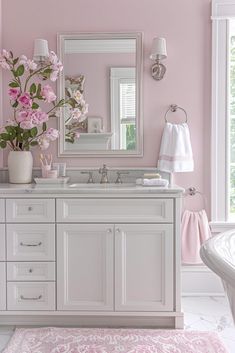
<box><xmin>150</xmin><ymin>37</ymin><xmax>167</xmax><ymax>80</ymax></box>
<box><xmin>33</xmin><ymin>39</ymin><xmax>49</xmax><ymax>64</ymax></box>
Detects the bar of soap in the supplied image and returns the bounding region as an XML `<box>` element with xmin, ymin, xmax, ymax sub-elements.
<box><xmin>143</xmin><ymin>173</ymin><xmax>161</xmax><ymax>179</ymax></box>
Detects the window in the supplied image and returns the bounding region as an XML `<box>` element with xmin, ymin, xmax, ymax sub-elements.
<box><xmin>211</xmin><ymin>0</ymin><xmax>235</xmax><ymax>231</ymax></box>
<box><xmin>110</xmin><ymin>68</ymin><xmax>136</xmax><ymax>150</ymax></box>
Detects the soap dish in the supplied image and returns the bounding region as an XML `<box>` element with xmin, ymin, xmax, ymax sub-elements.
<box><xmin>34</xmin><ymin>177</ymin><xmax>70</xmax><ymax>185</ymax></box>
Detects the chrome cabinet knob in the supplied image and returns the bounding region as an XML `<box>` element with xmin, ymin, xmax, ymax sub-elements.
<box><xmin>28</xmin><ymin>206</ymin><xmax>33</xmax><ymax>211</ymax></box>
<box><xmin>107</xmin><ymin>228</ymin><xmax>113</xmax><ymax>233</ymax></box>
<box><xmin>116</xmin><ymin>228</ymin><xmax>121</xmax><ymax>233</ymax></box>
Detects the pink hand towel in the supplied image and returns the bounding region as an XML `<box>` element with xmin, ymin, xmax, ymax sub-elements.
<box><xmin>181</xmin><ymin>209</ymin><xmax>211</xmax><ymax>264</ymax></box>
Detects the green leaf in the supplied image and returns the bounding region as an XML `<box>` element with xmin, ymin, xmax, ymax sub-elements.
<box><xmin>15</xmin><ymin>64</ymin><xmax>25</xmax><ymax>77</ymax></box>
<box><xmin>9</xmin><ymin>81</ymin><xmax>19</xmax><ymax>88</ymax></box>
<box><xmin>67</xmin><ymin>98</ymin><xmax>77</xmax><ymax>109</ymax></box>
<box><xmin>30</xmin><ymin>127</ymin><xmax>38</xmax><ymax>138</ymax></box>
<box><xmin>42</xmin><ymin>122</ymin><xmax>47</xmax><ymax>132</ymax></box>
<box><xmin>65</xmin><ymin>88</ymin><xmax>71</xmax><ymax>98</ymax></box>
<box><xmin>23</xmin><ymin>131</ymin><xmax>30</xmax><ymax>140</ymax></box>
<box><xmin>65</xmin><ymin>137</ymin><xmax>74</xmax><ymax>143</ymax></box>
<box><xmin>17</xmin><ymin>134</ymin><xmax>23</xmax><ymax>143</ymax></box>
<box><xmin>32</xmin><ymin>102</ymin><xmax>39</xmax><ymax>109</ymax></box>
<box><xmin>43</xmin><ymin>68</ymin><xmax>52</xmax><ymax>74</ymax></box>
<box><xmin>0</xmin><ymin>141</ymin><xmax>7</xmax><ymax>149</ymax></box>
<box><xmin>12</xmin><ymin>101</ymin><xmax>19</xmax><ymax>108</ymax></box>
<box><xmin>30</xmin><ymin>83</ymin><xmax>36</xmax><ymax>95</ymax></box>
<box><xmin>0</xmin><ymin>133</ymin><xmax>10</xmax><ymax>141</ymax></box>
<box><xmin>30</xmin><ymin>141</ymin><xmax>38</xmax><ymax>146</ymax></box>
<box><xmin>5</xmin><ymin>126</ymin><xmax>16</xmax><ymax>134</ymax></box>
<box><xmin>36</xmin><ymin>83</ymin><xmax>42</xmax><ymax>97</ymax></box>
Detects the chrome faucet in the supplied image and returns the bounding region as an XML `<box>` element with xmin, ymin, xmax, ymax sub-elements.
<box><xmin>99</xmin><ymin>164</ymin><xmax>109</xmax><ymax>184</ymax></box>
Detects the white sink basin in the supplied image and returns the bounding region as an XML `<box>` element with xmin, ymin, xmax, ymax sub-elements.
<box><xmin>69</xmin><ymin>183</ymin><xmax>136</xmax><ymax>188</ymax></box>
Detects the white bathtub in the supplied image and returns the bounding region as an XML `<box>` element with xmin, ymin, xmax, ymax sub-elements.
<box><xmin>200</xmin><ymin>230</ymin><xmax>235</xmax><ymax>324</ymax></box>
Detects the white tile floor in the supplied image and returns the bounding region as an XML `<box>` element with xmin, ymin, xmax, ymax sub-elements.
<box><xmin>0</xmin><ymin>297</ymin><xmax>234</xmax><ymax>352</ymax></box>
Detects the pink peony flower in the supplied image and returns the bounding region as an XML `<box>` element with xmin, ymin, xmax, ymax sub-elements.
<box><xmin>52</xmin><ymin>60</ymin><xmax>63</xmax><ymax>73</ymax></box>
<box><xmin>37</xmin><ymin>136</ymin><xmax>50</xmax><ymax>150</ymax></box>
<box><xmin>16</xmin><ymin>110</ymin><xmax>31</xmax><ymax>123</ymax></box>
<box><xmin>18</xmin><ymin>93</ymin><xmax>32</xmax><ymax>108</ymax></box>
<box><xmin>19</xmin><ymin>55</ymin><xmax>37</xmax><ymax>71</ymax></box>
<box><xmin>73</xmin><ymin>90</ymin><xmax>83</xmax><ymax>103</ymax></box>
<box><xmin>45</xmin><ymin>128</ymin><xmax>59</xmax><ymax>141</ymax></box>
<box><xmin>48</xmin><ymin>51</ymin><xmax>58</xmax><ymax>65</ymax></box>
<box><xmin>71</xmin><ymin>108</ymin><xmax>82</xmax><ymax>121</ymax></box>
<box><xmin>41</xmin><ymin>85</ymin><xmax>56</xmax><ymax>103</ymax></box>
<box><xmin>50</xmin><ymin>70</ymin><xmax>59</xmax><ymax>82</ymax></box>
<box><xmin>2</xmin><ymin>49</ymin><xmax>11</xmax><ymax>59</ymax></box>
<box><xmin>0</xmin><ymin>58</ymin><xmax>10</xmax><ymax>70</ymax></box>
<box><xmin>8</xmin><ymin>88</ymin><xmax>20</xmax><ymax>101</ymax></box>
<box><xmin>20</xmin><ymin>120</ymin><xmax>35</xmax><ymax>130</ymax></box>
<box><xmin>31</xmin><ymin>110</ymin><xmax>48</xmax><ymax>125</ymax></box>
<box><xmin>0</xmin><ymin>49</ymin><xmax>11</xmax><ymax>70</ymax></box>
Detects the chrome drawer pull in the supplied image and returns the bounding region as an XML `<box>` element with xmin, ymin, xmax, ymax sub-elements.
<box><xmin>28</xmin><ymin>268</ymin><xmax>33</xmax><ymax>273</ymax></box>
<box><xmin>20</xmin><ymin>294</ymin><xmax>42</xmax><ymax>301</ymax></box>
<box><xmin>20</xmin><ymin>241</ymin><xmax>42</xmax><ymax>247</ymax></box>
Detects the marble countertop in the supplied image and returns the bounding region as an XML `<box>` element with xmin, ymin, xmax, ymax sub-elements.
<box><xmin>0</xmin><ymin>183</ymin><xmax>184</xmax><ymax>196</ymax></box>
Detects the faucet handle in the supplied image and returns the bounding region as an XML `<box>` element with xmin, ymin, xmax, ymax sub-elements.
<box><xmin>99</xmin><ymin>164</ymin><xmax>108</xmax><ymax>174</ymax></box>
<box><xmin>81</xmin><ymin>171</ymin><xmax>94</xmax><ymax>184</ymax></box>
<box><xmin>115</xmin><ymin>171</ymin><xmax>129</xmax><ymax>184</ymax></box>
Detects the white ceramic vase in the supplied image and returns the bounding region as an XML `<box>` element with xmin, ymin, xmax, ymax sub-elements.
<box><xmin>8</xmin><ymin>151</ymin><xmax>33</xmax><ymax>184</ymax></box>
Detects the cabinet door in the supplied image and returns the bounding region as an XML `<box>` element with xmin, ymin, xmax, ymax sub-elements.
<box><xmin>57</xmin><ymin>224</ymin><xmax>114</xmax><ymax>311</ymax></box>
<box><xmin>115</xmin><ymin>224</ymin><xmax>174</xmax><ymax>312</ymax></box>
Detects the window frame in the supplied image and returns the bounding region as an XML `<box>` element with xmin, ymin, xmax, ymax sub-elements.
<box><xmin>211</xmin><ymin>0</ymin><xmax>235</xmax><ymax>232</ymax></box>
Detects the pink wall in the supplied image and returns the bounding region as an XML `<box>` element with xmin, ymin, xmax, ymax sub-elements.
<box><xmin>65</xmin><ymin>52</ymin><xmax>135</xmax><ymax>131</ymax></box>
<box><xmin>1</xmin><ymin>0</ymin><xmax>211</xmax><ymax>214</ymax></box>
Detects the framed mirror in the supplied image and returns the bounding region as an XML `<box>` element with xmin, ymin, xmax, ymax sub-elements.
<box><xmin>57</xmin><ymin>32</ymin><xmax>143</xmax><ymax>157</ymax></box>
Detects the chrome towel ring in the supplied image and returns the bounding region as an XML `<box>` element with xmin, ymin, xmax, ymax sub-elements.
<box><xmin>164</xmin><ymin>104</ymin><xmax>188</xmax><ymax>123</ymax></box>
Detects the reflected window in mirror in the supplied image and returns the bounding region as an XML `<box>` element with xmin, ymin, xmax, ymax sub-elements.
<box><xmin>110</xmin><ymin>68</ymin><xmax>136</xmax><ymax>150</ymax></box>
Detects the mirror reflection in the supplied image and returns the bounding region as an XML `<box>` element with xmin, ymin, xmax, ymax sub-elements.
<box><xmin>58</xmin><ymin>33</ymin><xmax>142</xmax><ymax>156</ymax></box>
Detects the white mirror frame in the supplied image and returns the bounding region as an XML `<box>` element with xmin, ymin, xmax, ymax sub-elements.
<box><xmin>57</xmin><ymin>32</ymin><xmax>143</xmax><ymax>157</ymax></box>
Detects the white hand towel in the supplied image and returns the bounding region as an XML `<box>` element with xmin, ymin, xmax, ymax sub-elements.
<box><xmin>136</xmin><ymin>178</ymin><xmax>169</xmax><ymax>187</ymax></box>
<box><xmin>157</xmin><ymin>122</ymin><xmax>194</xmax><ymax>172</ymax></box>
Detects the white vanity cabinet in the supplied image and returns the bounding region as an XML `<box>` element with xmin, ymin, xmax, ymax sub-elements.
<box><xmin>0</xmin><ymin>189</ymin><xmax>183</xmax><ymax>328</ymax></box>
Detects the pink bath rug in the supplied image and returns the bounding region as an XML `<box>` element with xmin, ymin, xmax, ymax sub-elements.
<box><xmin>2</xmin><ymin>327</ymin><xmax>228</xmax><ymax>353</ymax></box>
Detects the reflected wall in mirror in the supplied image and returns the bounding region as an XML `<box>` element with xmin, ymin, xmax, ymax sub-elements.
<box><xmin>58</xmin><ymin>33</ymin><xmax>143</xmax><ymax>156</ymax></box>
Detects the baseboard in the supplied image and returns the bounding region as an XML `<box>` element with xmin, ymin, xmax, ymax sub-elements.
<box><xmin>181</xmin><ymin>265</ymin><xmax>225</xmax><ymax>296</ymax></box>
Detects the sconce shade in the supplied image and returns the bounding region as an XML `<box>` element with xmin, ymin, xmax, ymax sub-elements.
<box><xmin>33</xmin><ymin>39</ymin><xmax>49</xmax><ymax>61</ymax></box>
<box><xmin>150</xmin><ymin>37</ymin><xmax>167</xmax><ymax>61</ymax></box>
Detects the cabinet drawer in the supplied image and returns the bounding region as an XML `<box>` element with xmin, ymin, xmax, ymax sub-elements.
<box><xmin>0</xmin><ymin>224</ymin><xmax>5</xmax><ymax>261</ymax></box>
<box><xmin>7</xmin><ymin>224</ymin><xmax>55</xmax><ymax>261</ymax></box>
<box><xmin>6</xmin><ymin>199</ymin><xmax>55</xmax><ymax>223</ymax></box>
<box><xmin>7</xmin><ymin>262</ymin><xmax>55</xmax><ymax>281</ymax></box>
<box><xmin>57</xmin><ymin>198</ymin><xmax>173</xmax><ymax>223</ymax></box>
<box><xmin>7</xmin><ymin>282</ymin><xmax>55</xmax><ymax>310</ymax></box>
<box><xmin>0</xmin><ymin>199</ymin><xmax>5</xmax><ymax>222</ymax></box>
